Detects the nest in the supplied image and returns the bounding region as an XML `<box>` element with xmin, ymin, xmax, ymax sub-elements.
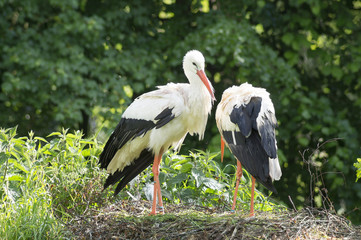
<box><xmin>67</xmin><ymin>200</ymin><xmax>361</xmax><ymax>239</ymax></box>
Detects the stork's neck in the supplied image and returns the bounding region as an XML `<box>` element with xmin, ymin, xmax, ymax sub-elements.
<box><xmin>185</xmin><ymin>69</ymin><xmax>210</xmax><ymax>91</ymax></box>
<box><xmin>189</xmin><ymin>74</ymin><xmax>204</xmax><ymax>89</ymax></box>
<box><xmin>184</xmin><ymin>73</ymin><xmax>213</xmax><ymax>140</ymax></box>
<box><xmin>187</xmin><ymin>75</ymin><xmax>213</xmax><ymax>110</ymax></box>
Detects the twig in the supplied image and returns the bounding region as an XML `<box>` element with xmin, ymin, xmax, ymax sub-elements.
<box><xmin>126</xmin><ymin>191</ymin><xmax>138</xmax><ymax>201</ymax></box>
<box><xmin>288</xmin><ymin>195</ymin><xmax>297</xmax><ymax>211</ymax></box>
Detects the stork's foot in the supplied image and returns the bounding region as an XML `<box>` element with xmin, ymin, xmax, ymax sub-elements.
<box><xmin>157</xmin><ymin>206</ymin><xmax>165</xmax><ymax>214</ymax></box>
<box><xmin>149</xmin><ymin>206</ymin><xmax>165</xmax><ymax>216</ymax></box>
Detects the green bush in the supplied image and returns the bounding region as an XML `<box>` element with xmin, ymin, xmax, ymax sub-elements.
<box><xmin>0</xmin><ymin>127</ymin><xmax>109</xmax><ymax>238</ymax></box>
<box><xmin>0</xmin><ymin>127</ymin><xmax>62</xmax><ymax>239</ymax></box>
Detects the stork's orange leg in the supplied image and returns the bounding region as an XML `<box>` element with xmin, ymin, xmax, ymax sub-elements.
<box><xmin>249</xmin><ymin>176</ymin><xmax>256</xmax><ymax>217</ymax></box>
<box><xmin>156</xmin><ymin>161</ymin><xmax>164</xmax><ymax>214</ymax></box>
<box><xmin>231</xmin><ymin>160</ymin><xmax>243</xmax><ymax>212</ymax></box>
<box><xmin>220</xmin><ymin>137</ymin><xmax>225</xmax><ymax>163</ymax></box>
<box><xmin>156</xmin><ymin>186</ymin><xmax>164</xmax><ymax>214</ymax></box>
<box><xmin>150</xmin><ymin>152</ymin><xmax>163</xmax><ymax>215</ymax></box>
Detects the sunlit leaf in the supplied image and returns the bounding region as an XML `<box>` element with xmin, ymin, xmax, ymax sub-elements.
<box><xmin>35</xmin><ymin>137</ymin><xmax>48</xmax><ymax>143</ymax></box>
<box><xmin>8</xmin><ymin>158</ymin><xmax>29</xmax><ymax>173</ymax></box>
<box><xmin>9</xmin><ymin>126</ymin><xmax>18</xmax><ymax>138</ymax></box>
<box><xmin>81</xmin><ymin>149</ymin><xmax>91</xmax><ymax>157</ymax></box>
<box><xmin>47</xmin><ymin>132</ymin><xmax>62</xmax><ymax>137</ymax></box>
<box><xmin>167</xmin><ymin>173</ymin><xmax>188</xmax><ymax>186</ymax></box>
<box><xmin>202</xmin><ymin>178</ymin><xmax>224</xmax><ymax>191</ymax></box>
<box><xmin>191</xmin><ymin>168</ymin><xmax>204</xmax><ymax>188</ymax></box>
<box><xmin>179</xmin><ymin>188</ymin><xmax>196</xmax><ymax>201</ymax></box>
<box><xmin>7</xmin><ymin>174</ymin><xmax>24</xmax><ymax>181</ymax></box>
<box><xmin>0</xmin><ymin>132</ymin><xmax>8</xmax><ymax>142</ymax></box>
<box><xmin>180</xmin><ymin>162</ymin><xmax>193</xmax><ymax>173</ymax></box>
<box><xmin>79</xmin><ymin>140</ymin><xmax>95</xmax><ymax>144</ymax></box>
<box><xmin>66</xmin><ymin>133</ymin><xmax>79</xmax><ymax>139</ymax></box>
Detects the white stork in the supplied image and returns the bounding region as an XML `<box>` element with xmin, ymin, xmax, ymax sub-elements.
<box><xmin>215</xmin><ymin>83</ymin><xmax>282</xmax><ymax>217</ymax></box>
<box><xmin>99</xmin><ymin>50</ymin><xmax>215</xmax><ymax>215</ymax></box>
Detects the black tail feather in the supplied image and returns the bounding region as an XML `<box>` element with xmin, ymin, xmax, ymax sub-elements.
<box><xmin>224</xmin><ymin>130</ymin><xmax>278</xmax><ymax>194</ymax></box>
<box><xmin>104</xmin><ymin>170</ymin><xmax>126</xmax><ymax>190</ymax></box>
<box><xmin>103</xmin><ymin>149</ymin><xmax>154</xmax><ymax>196</ymax></box>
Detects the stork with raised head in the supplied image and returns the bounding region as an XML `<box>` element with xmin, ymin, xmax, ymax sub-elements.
<box><xmin>99</xmin><ymin>50</ymin><xmax>215</xmax><ymax>215</ymax></box>
<box><xmin>215</xmin><ymin>83</ymin><xmax>282</xmax><ymax>217</ymax></box>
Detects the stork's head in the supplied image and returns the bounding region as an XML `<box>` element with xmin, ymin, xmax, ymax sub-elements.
<box><xmin>183</xmin><ymin>50</ymin><xmax>215</xmax><ymax>101</ymax></box>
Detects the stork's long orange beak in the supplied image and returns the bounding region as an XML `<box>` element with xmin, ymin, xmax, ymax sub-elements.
<box><xmin>197</xmin><ymin>70</ymin><xmax>215</xmax><ymax>101</ymax></box>
<box><xmin>221</xmin><ymin>137</ymin><xmax>225</xmax><ymax>163</ymax></box>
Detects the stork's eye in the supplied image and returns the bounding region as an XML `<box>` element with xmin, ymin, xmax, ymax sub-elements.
<box><xmin>192</xmin><ymin>62</ymin><xmax>197</xmax><ymax>67</ymax></box>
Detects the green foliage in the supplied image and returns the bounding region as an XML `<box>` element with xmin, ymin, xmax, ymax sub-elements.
<box><xmin>41</xmin><ymin>129</ymin><xmax>111</xmax><ymax>219</ymax></box>
<box><xmin>0</xmin><ymin>127</ymin><xmax>63</xmax><ymax>239</ymax></box>
<box><xmin>118</xmin><ymin>150</ymin><xmax>282</xmax><ymax>213</ymax></box>
<box><xmin>0</xmin><ymin>0</ymin><xmax>152</xmax><ymax>135</ymax></box>
<box><xmin>0</xmin><ymin>127</ymin><xmax>109</xmax><ymax>238</ymax></box>
<box><xmin>355</xmin><ymin>158</ymin><xmax>361</xmax><ymax>182</ymax></box>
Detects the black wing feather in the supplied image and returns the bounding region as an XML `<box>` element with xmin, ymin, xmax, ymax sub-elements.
<box><xmin>155</xmin><ymin>107</ymin><xmax>175</xmax><ymax>129</ymax></box>
<box><xmin>225</xmin><ymin>96</ymin><xmax>277</xmax><ymax>193</ymax></box>
<box><xmin>223</xmin><ymin>130</ymin><xmax>277</xmax><ymax>193</ymax></box>
<box><xmin>259</xmin><ymin>113</ymin><xmax>277</xmax><ymax>159</ymax></box>
<box><xmin>230</xmin><ymin>97</ymin><xmax>262</xmax><ymax>137</ymax></box>
<box><xmin>99</xmin><ymin>107</ymin><xmax>175</xmax><ymax>194</ymax></box>
<box><xmin>103</xmin><ymin>149</ymin><xmax>154</xmax><ymax>196</ymax></box>
<box><xmin>99</xmin><ymin>107</ymin><xmax>175</xmax><ymax>169</ymax></box>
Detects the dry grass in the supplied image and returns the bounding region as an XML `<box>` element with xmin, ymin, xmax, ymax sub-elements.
<box><xmin>67</xmin><ymin>200</ymin><xmax>361</xmax><ymax>239</ymax></box>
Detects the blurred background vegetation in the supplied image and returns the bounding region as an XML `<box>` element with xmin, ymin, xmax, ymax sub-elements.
<box><xmin>1</xmin><ymin>0</ymin><xmax>360</xmax><ymax>224</ymax></box>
